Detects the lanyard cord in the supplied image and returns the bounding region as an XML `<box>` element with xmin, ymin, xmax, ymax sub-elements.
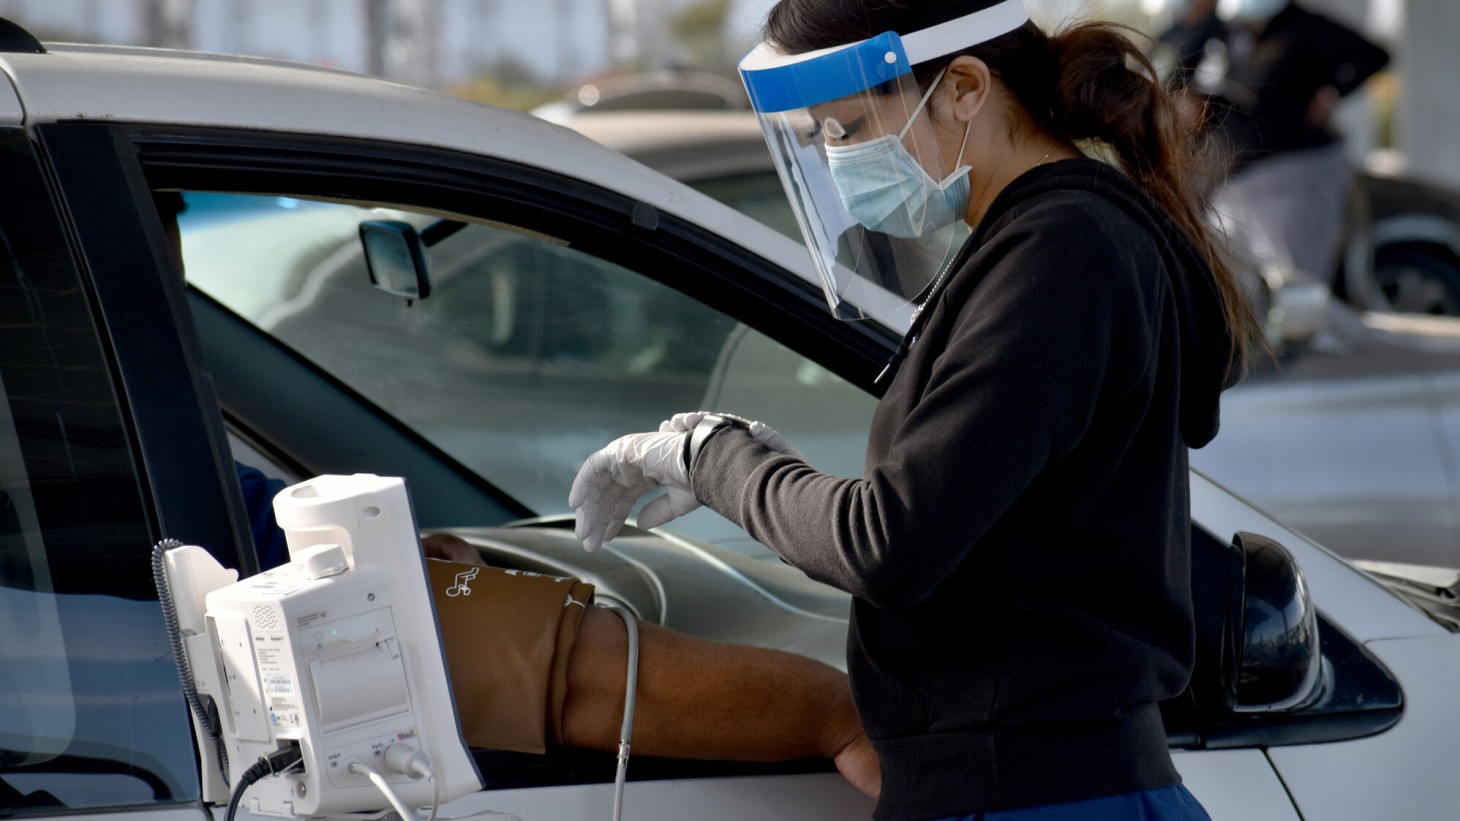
<box><xmin>874</xmin><ymin>234</ymin><xmax>976</xmax><ymax>387</ymax></box>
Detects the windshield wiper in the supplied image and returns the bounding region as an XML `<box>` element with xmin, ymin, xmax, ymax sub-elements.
<box><xmin>1353</xmin><ymin>559</ymin><xmax>1460</xmax><ymax>632</ymax></box>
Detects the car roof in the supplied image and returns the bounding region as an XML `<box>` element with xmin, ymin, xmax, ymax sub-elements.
<box><xmin>0</xmin><ymin>42</ymin><xmax>812</xmax><ymax>268</ymax></box>
<box><xmin>0</xmin><ymin>43</ymin><xmax>626</xmax><ymax>184</ymax></box>
<box><xmin>555</xmin><ymin>109</ymin><xmax>773</xmax><ymax>182</ymax></box>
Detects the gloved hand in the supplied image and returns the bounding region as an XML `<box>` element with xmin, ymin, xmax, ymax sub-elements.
<box><xmin>659</xmin><ymin>411</ymin><xmax>804</xmax><ymax>460</ymax></box>
<box><xmin>570</xmin><ymin>430</ymin><xmax>694</xmax><ymax>552</ymax></box>
<box><xmin>570</xmin><ymin>411</ymin><xmax>803</xmax><ymax>552</ymax></box>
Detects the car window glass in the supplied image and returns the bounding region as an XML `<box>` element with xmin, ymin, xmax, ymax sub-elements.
<box><xmin>0</xmin><ymin>373</ymin><xmax>74</xmax><ymax>771</ymax></box>
<box><xmin>178</xmin><ymin>192</ymin><xmax>875</xmax><ymax>557</ymax></box>
<box><xmin>0</xmin><ymin>130</ymin><xmax>198</xmax><ymax>811</ymax></box>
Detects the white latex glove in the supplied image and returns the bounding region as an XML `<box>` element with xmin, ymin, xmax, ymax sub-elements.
<box><xmin>659</xmin><ymin>411</ymin><xmax>804</xmax><ymax>461</ymax></box>
<box><xmin>570</xmin><ymin>412</ymin><xmax>804</xmax><ymax>552</ymax></box>
<box><xmin>569</xmin><ymin>430</ymin><xmax>693</xmax><ymax>552</ymax></box>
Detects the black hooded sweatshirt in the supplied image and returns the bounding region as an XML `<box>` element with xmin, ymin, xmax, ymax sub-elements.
<box><xmin>693</xmin><ymin>157</ymin><xmax>1239</xmax><ymax>819</ymax></box>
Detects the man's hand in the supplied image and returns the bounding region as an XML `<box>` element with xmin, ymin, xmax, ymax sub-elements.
<box><xmin>421</xmin><ymin>532</ymin><xmax>487</xmax><ymax>566</ymax></box>
<box><xmin>834</xmin><ymin>730</ymin><xmax>882</xmax><ymax>800</ymax></box>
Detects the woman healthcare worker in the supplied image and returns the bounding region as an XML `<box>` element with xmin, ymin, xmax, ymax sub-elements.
<box><xmin>570</xmin><ymin>1</ymin><xmax>1259</xmax><ymax>818</ymax></box>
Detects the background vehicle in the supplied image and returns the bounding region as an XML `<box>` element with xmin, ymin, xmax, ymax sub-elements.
<box><xmin>531</xmin><ymin>70</ymin><xmax>751</xmax><ymax>123</ymax></box>
<box><xmin>1</xmin><ymin>26</ymin><xmax>1458</xmax><ymax>821</ymax></box>
<box><xmin>1342</xmin><ymin>167</ymin><xmax>1460</xmax><ymax>315</ymax></box>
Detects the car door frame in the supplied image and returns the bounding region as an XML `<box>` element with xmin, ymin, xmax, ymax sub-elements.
<box><xmin>36</xmin><ymin>122</ymin><xmax>259</xmax><ymax>576</ymax></box>
<box><xmin>0</xmin><ymin>123</ymin><xmax>214</xmax><ymax>816</ymax></box>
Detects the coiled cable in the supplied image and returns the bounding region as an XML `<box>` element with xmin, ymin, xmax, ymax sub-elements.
<box><xmin>151</xmin><ymin>538</ymin><xmax>231</xmax><ymax>783</ymax></box>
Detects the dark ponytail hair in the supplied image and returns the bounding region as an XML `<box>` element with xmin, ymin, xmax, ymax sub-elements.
<box><xmin>765</xmin><ymin>1</ymin><xmax>1259</xmax><ymax>361</ymax></box>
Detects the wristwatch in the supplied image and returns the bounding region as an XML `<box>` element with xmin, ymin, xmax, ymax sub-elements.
<box><xmin>683</xmin><ymin>413</ymin><xmax>749</xmax><ymax>473</ymax></box>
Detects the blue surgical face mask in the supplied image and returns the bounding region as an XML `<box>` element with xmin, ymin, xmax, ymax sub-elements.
<box><xmin>825</xmin><ymin>70</ymin><xmax>973</xmax><ymax>238</ymax></box>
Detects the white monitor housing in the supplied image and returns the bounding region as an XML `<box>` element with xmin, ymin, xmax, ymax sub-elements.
<box><xmin>163</xmin><ymin>474</ymin><xmax>480</xmax><ymax>817</ymax></box>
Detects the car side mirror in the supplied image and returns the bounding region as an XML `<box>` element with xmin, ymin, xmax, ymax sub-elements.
<box><xmin>1230</xmin><ymin>531</ymin><xmax>1326</xmax><ymax>712</ymax></box>
<box><xmin>1184</xmin><ymin>528</ymin><xmax>1326</xmax><ymax>720</ymax></box>
<box><xmin>359</xmin><ymin>220</ymin><xmax>430</xmax><ymax>304</ymax></box>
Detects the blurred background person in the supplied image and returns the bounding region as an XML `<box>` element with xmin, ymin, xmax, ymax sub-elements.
<box><xmin>1207</xmin><ymin>0</ymin><xmax>1389</xmax><ymax>287</ymax></box>
<box><xmin>1154</xmin><ymin>0</ymin><xmax>1228</xmax><ymax>89</ymax></box>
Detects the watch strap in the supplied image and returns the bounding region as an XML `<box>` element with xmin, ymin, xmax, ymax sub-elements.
<box><xmin>684</xmin><ymin>413</ymin><xmax>749</xmax><ymax>473</ymax></box>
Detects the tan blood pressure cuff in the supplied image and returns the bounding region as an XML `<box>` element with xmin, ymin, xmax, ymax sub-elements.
<box><xmin>427</xmin><ymin>559</ymin><xmax>595</xmax><ymax>754</ymax></box>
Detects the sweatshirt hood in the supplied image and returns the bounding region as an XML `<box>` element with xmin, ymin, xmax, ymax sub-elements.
<box><xmin>976</xmin><ymin>158</ymin><xmax>1242</xmax><ymax>447</ymax></box>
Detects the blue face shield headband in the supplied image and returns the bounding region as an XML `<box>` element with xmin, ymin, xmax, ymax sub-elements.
<box><xmin>738</xmin><ymin>0</ymin><xmax>1031</xmax><ymax>115</ymax></box>
<box><xmin>737</xmin><ymin>0</ymin><xmax>1030</xmax><ymax>324</ymax></box>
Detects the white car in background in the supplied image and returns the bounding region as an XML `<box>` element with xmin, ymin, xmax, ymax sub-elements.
<box><xmin>0</xmin><ymin>22</ymin><xmax>1455</xmax><ymax>821</ymax></box>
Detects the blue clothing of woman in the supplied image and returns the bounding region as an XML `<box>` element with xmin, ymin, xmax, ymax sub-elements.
<box><xmin>235</xmin><ymin>461</ymin><xmax>289</xmax><ymax>570</ymax></box>
<box><xmin>932</xmin><ymin>784</ymin><xmax>1210</xmax><ymax>820</ymax></box>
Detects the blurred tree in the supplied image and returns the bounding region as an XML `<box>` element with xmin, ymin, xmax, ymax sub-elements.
<box><xmin>365</xmin><ymin>0</ymin><xmax>439</xmax><ymax>86</ymax></box>
<box><xmin>1368</xmin><ymin>71</ymin><xmax>1398</xmax><ymax>150</ymax></box>
<box><xmin>669</xmin><ymin>0</ymin><xmax>732</xmax><ymax>71</ymax></box>
<box><xmin>447</xmin><ymin>55</ymin><xmax>563</xmax><ymax>112</ymax></box>
<box><xmin>140</xmin><ymin>0</ymin><xmax>193</xmax><ymax>49</ymax></box>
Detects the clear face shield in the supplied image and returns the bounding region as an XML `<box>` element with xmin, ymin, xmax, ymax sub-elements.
<box><xmin>739</xmin><ymin>0</ymin><xmax>1029</xmax><ymax>323</ymax></box>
